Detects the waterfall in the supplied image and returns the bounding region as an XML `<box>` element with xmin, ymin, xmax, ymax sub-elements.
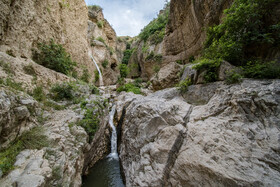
<box><xmin>108</xmin><ymin>105</ymin><xmax>118</xmax><ymax>159</ymax></box>
<box><xmin>89</xmin><ymin>53</ymin><xmax>104</xmax><ymax>86</ymax></box>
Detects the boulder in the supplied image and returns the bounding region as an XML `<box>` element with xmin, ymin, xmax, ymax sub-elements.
<box><xmin>151</xmin><ymin>62</ymin><xmax>181</xmax><ymax>90</ymax></box>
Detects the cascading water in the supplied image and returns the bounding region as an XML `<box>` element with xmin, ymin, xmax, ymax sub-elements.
<box><xmin>108</xmin><ymin>105</ymin><xmax>118</xmax><ymax>159</ymax></box>
<box><xmin>82</xmin><ymin>105</ymin><xmax>124</xmax><ymax>187</ymax></box>
<box><xmin>88</xmin><ymin>52</ymin><xmax>104</xmax><ymax>86</ymax></box>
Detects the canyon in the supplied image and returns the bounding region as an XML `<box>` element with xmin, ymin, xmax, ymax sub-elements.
<box><xmin>0</xmin><ymin>0</ymin><xmax>279</xmax><ymax>186</ymax></box>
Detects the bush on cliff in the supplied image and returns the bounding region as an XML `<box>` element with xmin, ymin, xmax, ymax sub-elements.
<box><xmin>139</xmin><ymin>2</ymin><xmax>170</xmax><ymax>43</ymax></box>
<box><xmin>32</xmin><ymin>39</ymin><xmax>76</xmax><ymax>75</ymax></box>
<box><xmin>195</xmin><ymin>0</ymin><xmax>280</xmax><ymax>81</ymax></box>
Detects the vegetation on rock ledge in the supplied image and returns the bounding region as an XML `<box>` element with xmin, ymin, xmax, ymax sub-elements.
<box><xmin>194</xmin><ymin>0</ymin><xmax>280</xmax><ymax>82</ymax></box>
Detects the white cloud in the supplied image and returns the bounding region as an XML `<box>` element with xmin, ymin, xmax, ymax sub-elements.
<box><xmin>85</xmin><ymin>0</ymin><xmax>167</xmax><ymax>36</ymax></box>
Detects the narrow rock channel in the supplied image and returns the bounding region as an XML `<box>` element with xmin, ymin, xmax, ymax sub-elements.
<box><xmin>82</xmin><ymin>105</ymin><xmax>124</xmax><ymax>187</ymax></box>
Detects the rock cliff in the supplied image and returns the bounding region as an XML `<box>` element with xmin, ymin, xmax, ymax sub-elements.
<box><xmin>88</xmin><ymin>6</ymin><xmax>126</xmax><ymax>85</ymax></box>
<box><xmin>0</xmin><ymin>0</ymin><xmax>95</xmax><ymax>74</ymax></box>
<box><xmin>163</xmin><ymin>0</ymin><xmax>234</xmax><ymax>62</ymax></box>
<box><xmin>117</xmin><ymin>79</ymin><xmax>280</xmax><ymax>186</ymax></box>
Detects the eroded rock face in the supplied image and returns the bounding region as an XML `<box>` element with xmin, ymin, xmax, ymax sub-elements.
<box><xmin>163</xmin><ymin>0</ymin><xmax>234</xmax><ymax>62</ymax></box>
<box><xmin>0</xmin><ymin>88</ymin><xmax>38</xmax><ymax>148</ymax></box>
<box><xmin>0</xmin><ymin>0</ymin><xmax>94</xmax><ymax>74</ymax></box>
<box><xmin>118</xmin><ymin>79</ymin><xmax>280</xmax><ymax>186</ymax></box>
<box><xmin>88</xmin><ymin>7</ymin><xmax>125</xmax><ymax>85</ymax></box>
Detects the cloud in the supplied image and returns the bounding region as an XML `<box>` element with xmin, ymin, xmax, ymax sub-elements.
<box><xmin>85</xmin><ymin>0</ymin><xmax>167</xmax><ymax>36</ymax></box>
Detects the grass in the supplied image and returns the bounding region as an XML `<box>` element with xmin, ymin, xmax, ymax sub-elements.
<box><xmin>32</xmin><ymin>85</ymin><xmax>46</xmax><ymax>102</ymax></box>
<box><xmin>94</xmin><ymin>70</ymin><xmax>99</xmax><ymax>83</ymax></box>
<box><xmin>0</xmin><ymin>61</ymin><xmax>14</xmax><ymax>75</ymax></box>
<box><xmin>0</xmin><ymin>78</ymin><xmax>24</xmax><ymax>91</ymax></box>
<box><xmin>0</xmin><ymin>127</ymin><xmax>49</xmax><ymax>176</ymax></box>
<box><xmin>97</xmin><ymin>20</ymin><xmax>104</xmax><ymax>28</ymax></box>
<box><xmin>96</xmin><ymin>37</ymin><xmax>105</xmax><ymax>44</ymax></box>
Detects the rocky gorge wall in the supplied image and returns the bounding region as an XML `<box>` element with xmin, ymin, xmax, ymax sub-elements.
<box><xmin>163</xmin><ymin>0</ymin><xmax>234</xmax><ymax>62</ymax></box>
<box><xmin>0</xmin><ymin>0</ymin><xmax>95</xmax><ymax>74</ymax></box>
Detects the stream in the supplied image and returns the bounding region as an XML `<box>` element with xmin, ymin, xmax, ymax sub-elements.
<box><xmin>82</xmin><ymin>105</ymin><xmax>125</xmax><ymax>187</ymax></box>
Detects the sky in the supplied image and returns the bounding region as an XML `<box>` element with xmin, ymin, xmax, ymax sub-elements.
<box><xmin>84</xmin><ymin>0</ymin><xmax>167</xmax><ymax>36</ymax></box>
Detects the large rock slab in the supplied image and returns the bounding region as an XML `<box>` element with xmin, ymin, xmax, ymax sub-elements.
<box><xmin>118</xmin><ymin>79</ymin><xmax>280</xmax><ymax>186</ymax></box>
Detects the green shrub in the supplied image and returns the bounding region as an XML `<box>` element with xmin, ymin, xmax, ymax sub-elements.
<box><xmin>102</xmin><ymin>59</ymin><xmax>109</xmax><ymax>68</ymax></box>
<box><xmin>189</xmin><ymin>56</ymin><xmax>195</xmax><ymax>63</ymax></box>
<box><xmin>176</xmin><ymin>60</ymin><xmax>184</xmax><ymax>65</ymax></box>
<box><xmin>150</xmin><ymin>29</ymin><xmax>166</xmax><ymax>44</ymax></box>
<box><xmin>119</xmin><ymin>64</ymin><xmax>129</xmax><ymax>78</ymax></box>
<box><xmin>108</xmin><ymin>46</ymin><xmax>114</xmax><ymax>55</ymax></box>
<box><xmin>154</xmin><ymin>54</ymin><xmax>163</xmax><ymax>62</ymax></box>
<box><xmin>126</xmin><ymin>42</ymin><xmax>131</xmax><ymax>50</ymax></box>
<box><xmin>142</xmin><ymin>44</ymin><xmax>149</xmax><ymax>53</ymax></box>
<box><xmin>32</xmin><ymin>85</ymin><xmax>46</xmax><ymax>102</ymax></box>
<box><xmin>116</xmin><ymin>83</ymin><xmax>142</xmax><ymax>94</ymax></box>
<box><xmin>225</xmin><ymin>70</ymin><xmax>243</xmax><ymax>84</ymax></box>
<box><xmin>96</xmin><ymin>37</ymin><xmax>105</xmax><ymax>44</ymax></box>
<box><xmin>77</xmin><ymin>100</ymin><xmax>105</xmax><ymax>142</ymax></box>
<box><xmin>242</xmin><ymin>61</ymin><xmax>280</xmax><ymax>79</ymax></box>
<box><xmin>80</xmin><ymin>68</ymin><xmax>90</xmax><ymax>83</ymax></box>
<box><xmin>203</xmin><ymin>0</ymin><xmax>280</xmax><ymax>65</ymax></box>
<box><xmin>50</xmin><ymin>82</ymin><xmax>76</xmax><ymax>101</ymax></box>
<box><xmin>97</xmin><ymin>20</ymin><xmax>104</xmax><ymax>28</ymax></box>
<box><xmin>32</xmin><ymin>39</ymin><xmax>76</xmax><ymax>75</ymax></box>
<box><xmin>139</xmin><ymin>2</ymin><xmax>170</xmax><ymax>42</ymax></box>
<box><xmin>117</xmin><ymin>37</ymin><xmax>123</xmax><ymax>42</ymax></box>
<box><xmin>0</xmin><ymin>127</ymin><xmax>49</xmax><ymax>176</ymax></box>
<box><xmin>133</xmin><ymin>78</ymin><xmax>143</xmax><ymax>87</ymax></box>
<box><xmin>71</xmin><ymin>69</ymin><xmax>78</xmax><ymax>79</ymax></box>
<box><xmin>177</xmin><ymin>77</ymin><xmax>192</xmax><ymax>93</ymax></box>
<box><xmin>153</xmin><ymin>65</ymin><xmax>160</xmax><ymax>74</ymax></box>
<box><xmin>89</xmin><ymin>84</ymin><xmax>100</xmax><ymax>95</ymax></box>
<box><xmin>193</xmin><ymin>59</ymin><xmax>222</xmax><ymax>83</ymax></box>
<box><xmin>122</xmin><ymin>49</ymin><xmax>134</xmax><ymax>65</ymax></box>
<box><xmin>146</xmin><ymin>51</ymin><xmax>155</xmax><ymax>61</ymax></box>
<box><xmin>88</xmin><ymin>5</ymin><xmax>102</xmax><ymax>11</ymax></box>
<box><xmin>117</xmin><ymin>76</ymin><xmax>125</xmax><ymax>85</ymax></box>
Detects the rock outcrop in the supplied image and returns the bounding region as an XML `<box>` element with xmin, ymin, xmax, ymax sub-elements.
<box><xmin>117</xmin><ymin>79</ymin><xmax>280</xmax><ymax>186</ymax></box>
<box><xmin>163</xmin><ymin>0</ymin><xmax>234</xmax><ymax>62</ymax></box>
<box><xmin>0</xmin><ymin>0</ymin><xmax>94</xmax><ymax>74</ymax></box>
<box><xmin>88</xmin><ymin>6</ymin><xmax>126</xmax><ymax>85</ymax></box>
